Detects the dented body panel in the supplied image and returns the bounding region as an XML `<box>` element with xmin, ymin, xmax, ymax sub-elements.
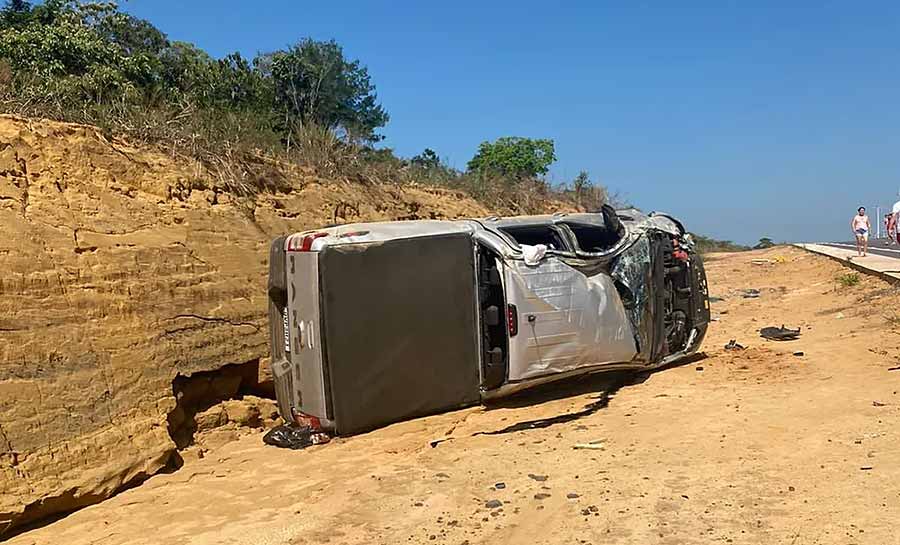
<box><xmin>504</xmin><ymin>258</ymin><xmax>636</xmax><ymax>382</ymax></box>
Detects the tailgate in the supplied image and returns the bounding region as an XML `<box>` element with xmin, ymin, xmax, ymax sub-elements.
<box><xmin>318</xmin><ymin>232</ymin><xmax>481</xmax><ymax>435</ymax></box>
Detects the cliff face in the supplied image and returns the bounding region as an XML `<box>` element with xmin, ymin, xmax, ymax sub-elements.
<box><xmin>0</xmin><ymin>116</ymin><xmax>490</xmax><ymax>531</ymax></box>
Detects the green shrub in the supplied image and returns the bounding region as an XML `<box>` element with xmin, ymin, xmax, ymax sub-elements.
<box><xmin>836</xmin><ymin>272</ymin><xmax>861</xmax><ymax>288</ymax></box>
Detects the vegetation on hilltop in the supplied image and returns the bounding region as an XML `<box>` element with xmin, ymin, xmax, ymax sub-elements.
<box><xmin>0</xmin><ymin>0</ymin><xmax>607</xmax><ymax>212</ymax></box>
<box><xmin>691</xmin><ymin>234</ymin><xmax>750</xmax><ymax>254</ymax></box>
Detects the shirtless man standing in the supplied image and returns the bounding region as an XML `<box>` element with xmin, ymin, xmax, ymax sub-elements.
<box><xmin>851</xmin><ymin>206</ymin><xmax>871</xmax><ymax>257</ymax></box>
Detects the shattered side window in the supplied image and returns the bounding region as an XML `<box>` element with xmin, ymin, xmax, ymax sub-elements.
<box><xmin>498</xmin><ymin>226</ymin><xmax>570</xmax><ymax>252</ymax></box>
<box><xmin>564</xmin><ymin>222</ymin><xmax>624</xmax><ymax>253</ymax></box>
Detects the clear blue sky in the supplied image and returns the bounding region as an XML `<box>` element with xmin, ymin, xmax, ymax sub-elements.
<box><xmin>122</xmin><ymin>1</ymin><xmax>900</xmax><ymax>245</ymax></box>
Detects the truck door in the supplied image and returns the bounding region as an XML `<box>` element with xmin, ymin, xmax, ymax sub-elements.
<box><xmin>502</xmin><ymin>251</ymin><xmax>637</xmax><ymax>382</ymax></box>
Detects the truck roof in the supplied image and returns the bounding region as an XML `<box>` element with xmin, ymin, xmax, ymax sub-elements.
<box><xmin>285</xmin><ymin>209</ymin><xmax>674</xmax><ymax>251</ymax></box>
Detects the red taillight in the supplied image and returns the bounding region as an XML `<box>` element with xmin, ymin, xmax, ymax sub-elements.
<box><xmin>292</xmin><ymin>410</ymin><xmax>323</xmax><ymax>431</ymax></box>
<box><xmin>300</xmin><ymin>232</ymin><xmax>327</xmax><ymax>251</ymax></box>
<box><xmin>507</xmin><ymin>304</ymin><xmax>518</xmax><ymax>337</ymax></box>
<box><xmin>287</xmin><ymin>232</ymin><xmax>328</xmax><ymax>252</ymax></box>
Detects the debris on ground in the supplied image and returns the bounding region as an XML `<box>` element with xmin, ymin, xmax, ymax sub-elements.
<box><xmin>695</xmin><ymin>366</ymin><xmax>704</xmax><ymax>371</ymax></box>
<box><xmin>888</xmin><ymin>366</ymin><xmax>900</xmax><ymax>372</ymax></box>
<box><xmin>793</xmin><ymin>351</ymin><xmax>805</xmax><ymax>357</ymax></box>
<box><xmin>572</xmin><ymin>441</ymin><xmax>605</xmax><ymax>450</ymax></box>
<box><xmin>752</xmin><ymin>256</ymin><xmax>787</xmax><ymax>266</ymax></box>
<box><xmin>742</xmin><ymin>289</ymin><xmax>761</xmax><ymax>299</ymax></box>
<box><xmin>262</xmin><ymin>425</ymin><xmax>331</xmax><ymax>450</ymax></box>
<box><xmin>872</xmin><ymin>401</ymin><xmax>886</xmax><ymax>407</ymax></box>
<box><xmin>759</xmin><ymin>325</ymin><xmax>801</xmax><ymax>341</ymax></box>
<box><xmin>724</xmin><ymin>340</ymin><xmax>745</xmax><ymax>351</ymax></box>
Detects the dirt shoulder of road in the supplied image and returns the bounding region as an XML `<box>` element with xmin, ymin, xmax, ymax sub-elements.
<box><xmin>10</xmin><ymin>246</ymin><xmax>900</xmax><ymax>545</ymax></box>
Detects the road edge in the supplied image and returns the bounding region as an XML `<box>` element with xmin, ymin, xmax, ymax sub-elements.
<box><xmin>793</xmin><ymin>243</ymin><xmax>900</xmax><ymax>285</ymax></box>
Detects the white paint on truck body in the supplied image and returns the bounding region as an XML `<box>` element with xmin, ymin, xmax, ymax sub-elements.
<box><xmin>504</xmin><ymin>257</ymin><xmax>637</xmax><ymax>382</ymax></box>
<box><xmin>285</xmin><ymin>251</ymin><xmax>330</xmax><ymax>424</ymax></box>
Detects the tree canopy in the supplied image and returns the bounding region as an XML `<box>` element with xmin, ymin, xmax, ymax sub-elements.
<box><xmin>753</xmin><ymin>237</ymin><xmax>776</xmax><ymax>249</ymax></box>
<box><xmin>268</xmin><ymin>39</ymin><xmax>388</xmax><ymax>141</ymax></box>
<box><xmin>0</xmin><ymin>0</ymin><xmax>388</xmax><ymax>141</ymax></box>
<box><xmin>466</xmin><ymin>137</ymin><xmax>556</xmax><ymax>180</ymax></box>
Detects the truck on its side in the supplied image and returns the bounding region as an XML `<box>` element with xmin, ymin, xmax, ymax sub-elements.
<box><xmin>267</xmin><ymin>206</ymin><xmax>709</xmax><ymax>435</ymax></box>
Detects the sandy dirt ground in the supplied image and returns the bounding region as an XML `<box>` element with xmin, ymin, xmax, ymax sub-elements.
<box><xmin>9</xmin><ymin>246</ymin><xmax>900</xmax><ymax>545</ymax></box>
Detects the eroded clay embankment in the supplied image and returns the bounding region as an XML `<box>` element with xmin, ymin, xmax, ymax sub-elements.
<box><xmin>0</xmin><ymin>115</ymin><xmax>491</xmax><ymax>533</ymax></box>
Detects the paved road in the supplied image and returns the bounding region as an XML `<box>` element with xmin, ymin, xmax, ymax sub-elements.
<box><xmin>823</xmin><ymin>238</ymin><xmax>900</xmax><ymax>259</ymax></box>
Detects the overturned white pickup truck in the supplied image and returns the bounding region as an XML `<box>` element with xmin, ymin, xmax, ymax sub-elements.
<box><xmin>267</xmin><ymin>205</ymin><xmax>709</xmax><ymax>435</ymax></box>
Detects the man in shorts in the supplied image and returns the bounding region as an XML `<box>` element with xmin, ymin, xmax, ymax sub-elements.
<box><xmin>851</xmin><ymin>206</ymin><xmax>870</xmax><ymax>257</ymax></box>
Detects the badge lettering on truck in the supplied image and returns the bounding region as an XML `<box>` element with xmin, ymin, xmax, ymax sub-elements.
<box><xmin>283</xmin><ymin>307</ymin><xmax>291</xmax><ymax>353</ymax></box>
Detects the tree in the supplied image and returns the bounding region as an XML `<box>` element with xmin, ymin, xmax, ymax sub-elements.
<box><xmin>267</xmin><ymin>39</ymin><xmax>389</xmax><ymax>142</ymax></box>
<box><xmin>753</xmin><ymin>237</ymin><xmax>776</xmax><ymax>249</ymax></box>
<box><xmin>0</xmin><ymin>1</ymin><xmax>156</xmax><ymax>84</ymax></box>
<box><xmin>466</xmin><ymin>137</ymin><xmax>556</xmax><ymax>180</ymax></box>
<box><xmin>96</xmin><ymin>10</ymin><xmax>167</xmax><ymax>57</ymax></box>
<box><xmin>410</xmin><ymin>148</ymin><xmax>440</xmax><ymax>169</ymax></box>
<box><xmin>568</xmin><ymin>170</ymin><xmax>608</xmax><ymax>210</ymax></box>
<box><xmin>572</xmin><ymin>170</ymin><xmax>590</xmax><ymax>196</ymax></box>
<box><xmin>0</xmin><ymin>0</ymin><xmax>31</xmax><ymax>28</ymax></box>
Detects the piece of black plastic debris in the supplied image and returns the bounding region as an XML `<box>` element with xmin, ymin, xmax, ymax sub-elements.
<box><xmin>494</xmin><ymin>482</ymin><xmax>506</xmax><ymax>489</ymax></box>
<box><xmin>695</xmin><ymin>366</ymin><xmax>704</xmax><ymax>371</ymax></box>
<box><xmin>759</xmin><ymin>325</ymin><xmax>801</xmax><ymax>341</ymax></box>
<box><xmin>724</xmin><ymin>340</ymin><xmax>745</xmax><ymax>351</ymax></box>
<box><xmin>873</xmin><ymin>401</ymin><xmax>886</xmax><ymax>407</ymax></box>
<box><xmin>860</xmin><ymin>466</ymin><xmax>873</xmax><ymax>471</ymax></box>
<box><xmin>889</xmin><ymin>366</ymin><xmax>900</xmax><ymax>372</ymax></box>
<box><xmin>430</xmin><ymin>437</ymin><xmax>453</xmax><ymax>448</ymax></box>
<box><xmin>742</xmin><ymin>289</ymin><xmax>761</xmax><ymax>299</ymax></box>
<box><xmin>262</xmin><ymin>424</ymin><xmax>330</xmax><ymax>450</ymax></box>
<box><xmin>793</xmin><ymin>351</ymin><xmax>804</xmax><ymax>357</ymax></box>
